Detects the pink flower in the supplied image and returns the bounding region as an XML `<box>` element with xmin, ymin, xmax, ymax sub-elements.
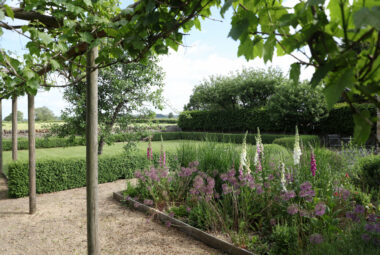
<box><xmin>310</xmin><ymin>151</ymin><xmax>317</xmax><ymax>176</ymax></box>
<box><xmin>315</xmin><ymin>202</ymin><xmax>326</xmax><ymax>216</ymax></box>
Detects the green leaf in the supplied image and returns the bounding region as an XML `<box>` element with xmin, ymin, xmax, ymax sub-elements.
<box><xmin>80</xmin><ymin>32</ymin><xmax>94</xmax><ymax>43</ymax></box>
<box><xmin>237</xmin><ymin>38</ymin><xmax>254</xmax><ymax>60</ymax></box>
<box><xmin>310</xmin><ymin>63</ymin><xmax>334</xmax><ymax>87</ymax></box>
<box><xmin>221</xmin><ymin>0</ymin><xmax>233</xmax><ymax>18</ymax></box>
<box><xmin>38</xmin><ymin>32</ymin><xmax>53</xmax><ymax>45</ymax></box>
<box><xmin>83</xmin><ymin>0</ymin><xmax>92</xmax><ymax>7</ymax></box>
<box><xmin>263</xmin><ymin>35</ymin><xmax>276</xmax><ymax>63</ymax></box>
<box><xmin>354</xmin><ymin>7</ymin><xmax>380</xmax><ymax>30</ymax></box>
<box><xmin>289</xmin><ymin>63</ymin><xmax>301</xmax><ymax>83</ymax></box>
<box><xmin>353</xmin><ymin>110</ymin><xmax>372</xmax><ymax>145</ymax></box>
<box><xmin>323</xmin><ymin>68</ymin><xmax>354</xmax><ymax>110</ymax></box>
<box><xmin>4</xmin><ymin>5</ymin><xmax>14</xmax><ymax>19</ymax></box>
<box><xmin>307</xmin><ymin>0</ymin><xmax>325</xmax><ymax>6</ymax></box>
<box><xmin>50</xmin><ymin>59</ymin><xmax>60</xmax><ymax>70</ymax></box>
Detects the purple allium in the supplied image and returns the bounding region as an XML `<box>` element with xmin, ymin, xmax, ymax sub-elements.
<box><xmin>268</xmin><ymin>174</ymin><xmax>274</xmax><ymax>181</ymax></box>
<box><xmin>362</xmin><ymin>233</ymin><xmax>371</xmax><ymax>242</ymax></box>
<box><xmin>256</xmin><ymin>185</ymin><xmax>263</xmax><ymax>194</ymax></box>
<box><xmin>282</xmin><ymin>190</ymin><xmax>296</xmax><ymax>201</ymax></box>
<box><xmin>310</xmin><ymin>151</ymin><xmax>317</xmax><ymax>177</ymax></box>
<box><xmin>309</xmin><ymin>233</ymin><xmax>323</xmax><ymax>244</ymax></box>
<box><xmin>189</xmin><ymin>161</ymin><xmax>199</xmax><ymax>168</ymax></box>
<box><xmin>354</xmin><ymin>205</ymin><xmax>365</xmax><ymax>214</ymax></box>
<box><xmin>220</xmin><ymin>173</ymin><xmax>228</xmax><ymax>181</ymax></box>
<box><xmin>264</xmin><ymin>182</ymin><xmax>270</xmax><ymax>189</ymax></box>
<box><xmin>143</xmin><ymin>199</ymin><xmax>153</xmax><ymax>206</ymax></box>
<box><xmin>346</xmin><ymin>211</ymin><xmax>360</xmax><ymax>222</ymax></box>
<box><xmin>214</xmin><ymin>192</ymin><xmax>220</xmax><ymax>199</ymax></box>
<box><xmin>365</xmin><ymin>223</ymin><xmax>375</xmax><ymax>232</ymax></box>
<box><xmin>368</xmin><ymin>214</ymin><xmax>377</xmax><ymax>222</ymax></box>
<box><xmin>375</xmin><ymin>223</ymin><xmax>380</xmax><ymax>233</ymax></box>
<box><xmin>193</xmin><ymin>175</ymin><xmax>204</xmax><ymax>190</ymax></box>
<box><xmin>342</xmin><ymin>189</ymin><xmax>350</xmax><ymax>200</ymax></box>
<box><xmin>287</xmin><ymin>204</ymin><xmax>299</xmax><ymax>215</ymax></box>
<box><xmin>299</xmin><ymin>209</ymin><xmax>309</xmax><ymax>217</ymax></box>
<box><xmin>315</xmin><ymin>202</ymin><xmax>326</xmax><ymax>216</ymax></box>
<box><xmin>300</xmin><ymin>181</ymin><xmax>312</xmax><ymax>191</ymax></box>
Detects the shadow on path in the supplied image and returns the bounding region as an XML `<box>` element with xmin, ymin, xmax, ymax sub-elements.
<box><xmin>0</xmin><ymin>177</ymin><xmax>8</xmax><ymax>200</ymax></box>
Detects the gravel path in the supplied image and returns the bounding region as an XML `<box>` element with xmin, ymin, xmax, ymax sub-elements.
<box><xmin>0</xmin><ymin>178</ymin><xmax>221</xmax><ymax>255</ymax></box>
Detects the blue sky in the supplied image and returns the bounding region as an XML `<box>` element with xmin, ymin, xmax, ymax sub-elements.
<box><xmin>0</xmin><ymin>0</ymin><xmax>312</xmax><ymax>118</ymax></box>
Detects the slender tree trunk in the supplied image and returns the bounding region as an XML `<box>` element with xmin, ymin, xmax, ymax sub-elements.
<box><xmin>86</xmin><ymin>46</ymin><xmax>99</xmax><ymax>255</ymax></box>
<box><xmin>12</xmin><ymin>96</ymin><xmax>17</xmax><ymax>161</ymax></box>
<box><xmin>28</xmin><ymin>94</ymin><xmax>36</xmax><ymax>214</ymax></box>
<box><xmin>0</xmin><ymin>99</ymin><xmax>3</xmax><ymax>176</ymax></box>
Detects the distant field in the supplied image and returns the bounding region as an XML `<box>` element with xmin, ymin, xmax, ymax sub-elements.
<box><xmin>1</xmin><ymin>121</ymin><xmax>64</xmax><ymax>131</ymax></box>
<box><xmin>1</xmin><ymin>121</ymin><xmax>175</xmax><ymax>131</ymax></box>
<box><xmin>2</xmin><ymin>140</ymin><xmax>196</xmax><ymax>176</ymax></box>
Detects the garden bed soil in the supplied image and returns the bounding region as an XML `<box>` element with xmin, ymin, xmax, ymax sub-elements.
<box><xmin>113</xmin><ymin>191</ymin><xmax>254</xmax><ymax>255</ymax></box>
<box><xmin>0</xmin><ymin>178</ymin><xmax>221</xmax><ymax>255</ymax></box>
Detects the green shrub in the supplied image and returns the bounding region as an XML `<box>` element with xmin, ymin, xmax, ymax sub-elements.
<box><xmin>272</xmin><ymin>135</ymin><xmax>320</xmax><ymax>149</ymax></box>
<box><xmin>178</xmin><ymin>104</ymin><xmax>377</xmax><ymax>136</ymax></box>
<box><xmin>356</xmin><ymin>155</ymin><xmax>380</xmax><ymax>192</ymax></box>
<box><xmin>2</xmin><ymin>137</ymin><xmax>85</xmax><ymax>151</ymax></box>
<box><xmin>132</xmin><ymin>118</ymin><xmax>177</xmax><ymax>124</ymax></box>
<box><xmin>7</xmin><ymin>152</ymin><xmax>151</xmax><ymax>198</ymax></box>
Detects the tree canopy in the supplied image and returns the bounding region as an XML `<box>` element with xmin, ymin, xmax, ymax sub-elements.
<box><xmin>185</xmin><ymin>67</ymin><xmax>285</xmax><ymax>111</ymax></box>
<box><xmin>35</xmin><ymin>106</ymin><xmax>56</xmax><ymax>122</ymax></box>
<box><xmin>54</xmin><ymin>56</ymin><xmax>164</xmax><ymax>154</ymax></box>
<box><xmin>4</xmin><ymin>110</ymin><xmax>23</xmax><ymax>121</ymax></box>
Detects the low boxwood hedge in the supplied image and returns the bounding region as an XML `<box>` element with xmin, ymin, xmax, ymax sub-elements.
<box><xmin>272</xmin><ymin>135</ymin><xmax>320</xmax><ymax>149</ymax></box>
<box><xmin>355</xmin><ymin>155</ymin><xmax>380</xmax><ymax>192</ymax></box>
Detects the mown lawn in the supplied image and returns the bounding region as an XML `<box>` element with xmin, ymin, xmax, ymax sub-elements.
<box><xmin>2</xmin><ymin>121</ymin><xmax>64</xmax><ymax>131</ymax></box>
<box><xmin>2</xmin><ymin>140</ymin><xmax>196</xmax><ymax>176</ymax></box>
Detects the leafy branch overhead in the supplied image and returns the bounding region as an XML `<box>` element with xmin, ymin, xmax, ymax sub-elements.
<box><xmin>225</xmin><ymin>0</ymin><xmax>380</xmax><ymax>143</ymax></box>
<box><xmin>0</xmin><ymin>0</ymin><xmax>217</xmax><ymax>98</ymax></box>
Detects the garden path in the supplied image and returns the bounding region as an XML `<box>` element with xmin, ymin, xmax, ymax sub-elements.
<box><xmin>0</xmin><ymin>178</ymin><xmax>221</xmax><ymax>255</ymax></box>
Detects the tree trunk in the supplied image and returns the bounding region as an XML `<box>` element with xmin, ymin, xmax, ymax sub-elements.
<box><xmin>98</xmin><ymin>135</ymin><xmax>105</xmax><ymax>155</ymax></box>
<box><xmin>28</xmin><ymin>94</ymin><xmax>36</xmax><ymax>214</ymax></box>
<box><xmin>86</xmin><ymin>46</ymin><xmax>100</xmax><ymax>255</ymax></box>
<box><xmin>0</xmin><ymin>99</ymin><xmax>3</xmax><ymax>176</ymax></box>
<box><xmin>12</xmin><ymin>96</ymin><xmax>17</xmax><ymax>161</ymax></box>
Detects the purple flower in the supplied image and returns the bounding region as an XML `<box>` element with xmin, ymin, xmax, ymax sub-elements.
<box><xmin>354</xmin><ymin>205</ymin><xmax>365</xmax><ymax>214</ymax></box>
<box><xmin>342</xmin><ymin>189</ymin><xmax>350</xmax><ymax>200</ymax></box>
<box><xmin>143</xmin><ymin>199</ymin><xmax>153</xmax><ymax>206</ymax></box>
<box><xmin>220</xmin><ymin>173</ymin><xmax>228</xmax><ymax>181</ymax></box>
<box><xmin>362</xmin><ymin>233</ymin><xmax>371</xmax><ymax>242</ymax></box>
<box><xmin>256</xmin><ymin>185</ymin><xmax>263</xmax><ymax>194</ymax></box>
<box><xmin>186</xmin><ymin>207</ymin><xmax>191</xmax><ymax>213</ymax></box>
<box><xmin>282</xmin><ymin>190</ymin><xmax>296</xmax><ymax>201</ymax></box>
<box><xmin>299</xmin><ymin>209</ymin><xmax>309</xmax><ymax>217</ymax></box>
<box><xmin>315</xmin><ymin>202</ymin><xmax>326</xmax><ymax>216</ymax></box>
<box><xmin>270</xmin><ymin>218</ymin><xmax>276</xmax><ymax>226</ymax></box>
<box><xmin>346</xmin><ymin>211</ymin><xmax>360</xmax><ymax>222</ymax></box>
<box><xmin>169</xmin><ymin>212</ymin><xmax>174</xmax><ymax>218</ymax></box>
<box><xmin>134</xmin><ymin>202</ymin><xmax>140</xmax><ymax>208</ymax></box>
<box><xmin>287</xmin><ymin>204</ymin><xmax>299</xmax><ymax>215</ymax></box>
<box><xmin>365</xmin><ymin>224</ymin><xmax>375</xmax><ymax>232</ymax></box>
<box><xmin>368</xmin><ymin>214</ymin><xmax>377</xmax><ymax>222</ymax></box>
<box><xmin>268</xmin><ymin>174</ymin><xmax>274</xmax><ymax>181</ymax></box>
<box><xmin>165</xmin><ymin>221</ymin><xmax>172</xmax><ymax>228</ymax></box>
<box><xmin>310</xmin><ymin>152</ymin><xmax>317</xmax><ymax>176</ymax></box>
<box><xmin>300</xmin><ymin>181</ymin><xmax>312</xmax><ymax>191</ymax></box>
<box><xmin>309</xmin><ymin>233</ymin><xmax>323</xmax><ymax>244</ymax></box>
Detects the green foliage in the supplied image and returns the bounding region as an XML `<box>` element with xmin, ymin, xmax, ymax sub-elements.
<box><xmin>226</xmin><ymin>0</ymin><xmax>380</xmax><ymax>143</ymax></box>
<box><xmin>184</xmin><ymin>67</ymin><xmax>285</xmax><ymax>111</ymax></box>
<box><xmin>356</xmin><ymin>155</ymin><xmax>380</xmax><ymax>192</ymax></box>
<box><xmin>35</xmin><ymin>106</ymin><xmax>56</xmax><ymax>122</ymax></box>
<box><xmin>270</xmin><ymin>224</ymin><xmax>299</xmax><ymax>255</ymax></box>
<box><xmin>179</xmin><ymin>103</ymin><xmax>376</xmax><ymax>136</ymax></box>
<box><xmin>3</xmin><ymin>110</ymin><xmax>23</xmax><ymax>121</ymax></box>
<box><xmin>131</xmin><ymin>118</ymin><xmax>177</xmax><ymax>124</ymax></box>
<box><xmin>267</xmin><ymin>82</ymin><xmax>328</xmax><ymax>133</ymax></box>
<box><xmin>272</xmin><ymin>136</ymin><xmax>320</xmax><ymax>149</ymax></box>
<box><xmin>7</xmin><ymin>152</ymin><xmax>149</xmax><ymax>198</ymax></box>
<box><xmin>52</xmin><ymin>57</ymin><xmax>164</xmax><ymax>154</ymax></box>
<box><xmin>1</xmin><ymin>136</ymin><xmax>85</xmax><ymax>151</ymax></box>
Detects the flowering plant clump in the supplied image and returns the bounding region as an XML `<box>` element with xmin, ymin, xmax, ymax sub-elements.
<box><xmin>147</xmin><ymin>136</ymin><xmax>153</xmax><ymax>161</ymax></box>
<box><xmin>293</xmin><ymin>126</ymin><xmax>302</xmax><ymax>165</ymax></box>
<box><xmin>125</xmin><ymin>129</ymin><xmax>379</xmax><ymax>254</ymax></box>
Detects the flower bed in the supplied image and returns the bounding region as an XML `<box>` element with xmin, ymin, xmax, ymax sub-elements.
<box><xmin>123</xmin><ymin>131</ymin><xmax>380</xmax><ymax>254</ymax></box>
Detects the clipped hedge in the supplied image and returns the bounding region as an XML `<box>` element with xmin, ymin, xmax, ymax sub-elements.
<box><xmin>132</xmin><ymin>118</ymin><xmax>177</xmax><ymax>124</ymax></box>
<box><xmin>178</xmin><ymin>104</ymin><xmax>377</xmax><ymax>136</ymax></box>
<box><xmin>7</xmin><ymin>153</ymin><xmax>146</xmax><ymax>198</ymax></box>
<box><xmin>272</xmin><ymin>135</ymin><xmax>320</xmax><ymax>149</ymax></box>
<box><xmin>355</xmin><ymin>155</ymin><xmax>380</xmax><ymax>192</ymax></box>
<box><xmin>2</xmin><ymin>137</ymin><xmax>86</xmax><ymax>151</ymax></box>
<box><xmin>152</xmin><ymin>132</ymin><xmax>294</xmax><ymax>144</ymax></box>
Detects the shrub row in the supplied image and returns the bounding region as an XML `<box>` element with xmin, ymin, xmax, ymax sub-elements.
<box><xmin>7</xmin><ymin>152</ymin><xmax>177</xmax><ymax>198</ymax></box>
<box><xmin>2</xmin><ymin>132</ymin><xmax>303</xmax><ymax>151</ymax></box>
<box><xmin>272</xmin><ymin>135</ymin><xmax>320</xmax><ymax>149</ymax></box>
<box><xmin>178</xmin><ymin>104</ymin><xmax>376</xmax><ymax>136</ymax></box>
<box><xmin>131</xmin><ymin>118</ymin><xmax>177</xmax><ymax>124</ymax></box>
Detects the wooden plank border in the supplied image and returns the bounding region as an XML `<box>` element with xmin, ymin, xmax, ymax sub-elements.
<box><xmin>113</xmin><ymin>191</ymin><xmax>254</xmax><ymax>255</ymax></box>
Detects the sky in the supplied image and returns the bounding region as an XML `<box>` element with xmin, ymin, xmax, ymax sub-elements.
<box><xmin>0</xmin><ymin>0</ymin><xmax>313</xmax><ymax>118</ymax></box>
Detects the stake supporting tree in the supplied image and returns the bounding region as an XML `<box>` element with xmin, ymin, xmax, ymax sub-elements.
<box><xmin>86</xmin><ymin>46</ymin><xmax>99</xmax><ymax>255</ymax></box>
<box><xmin>28</xmin><ymin>94</ymin><xmax>36</xmax><ymax>214</ymax></box>
<box><xmin>12</xmin><ymin>96</ymin><xmax>17</xmax><ymax>161</ymax></box>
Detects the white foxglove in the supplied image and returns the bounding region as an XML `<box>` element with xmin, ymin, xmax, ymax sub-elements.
<box><xmin>240</xmin><ymin>131</ymin><xmax>251</xmax><ymax>174</ymax></box>
<box><xmin>293</xmin><ymin>126</ymin><xmax>302</xmax><ymax>165</ymax></box>
<box><xmin>280</xmin><ymin>162</ymin><xmax>287</xmax><ymax>192</ymax></box>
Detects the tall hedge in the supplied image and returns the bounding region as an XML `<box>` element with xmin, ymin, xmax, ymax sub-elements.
<box><xmin>178</xmin><ymin>104</ymin><xmax>377</xmax><ymax>135</ymax></box>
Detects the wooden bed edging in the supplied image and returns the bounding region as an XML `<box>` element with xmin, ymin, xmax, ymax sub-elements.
<box><xmin>113</xmin><ymin>191</ymin><xmax>254</xmax><ymax>255</ymax></box>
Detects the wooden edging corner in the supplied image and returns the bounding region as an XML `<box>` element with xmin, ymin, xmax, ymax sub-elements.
<box><xmin>113</xmin><ymin>191</ymin><xmax>254</xmax><ymax>255</ymax></box>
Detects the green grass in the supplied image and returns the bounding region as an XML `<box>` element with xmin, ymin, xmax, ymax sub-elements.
<box><xmin>1</xmin><ymin>140</ymin><xmax>196</xmax><ymax>176</ymax></box>
<box><xmin>2</xmin><ymin>121</ymin><xmax>64</xmax><ymax>131</ymax></box>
